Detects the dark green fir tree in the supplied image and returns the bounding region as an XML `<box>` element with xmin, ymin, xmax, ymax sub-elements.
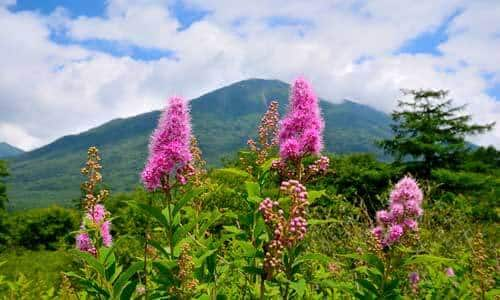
<box><xmin>379</xmin><ymin>89</ymin><xmax>495</xmax><ymax>177</ymax></box>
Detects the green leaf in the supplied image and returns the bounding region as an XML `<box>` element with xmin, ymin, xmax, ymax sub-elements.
<box><xmin>241</xmin><ymin>266</ymin><xmax>263</xmax><ymax>275</ymax></box>
<box><xmin>358</xmin><ymin>279</ymin><xmax>379</xmax><ymax>296</ymax></box>
<box><xmin>223</xmin><ymin>225</ymin><xmax>244</xmax><ymax>234</ymax></box>
<box><xmin>74</xmin><ymin>251</ymin><xmax>106</xmax><ymax>279</ymax></box>
<box><xmin>148</xmin><ymin>239</ymin><xmax>170</xmax><ymax>258</ymax></box>
<box><xmin>120</xmin><ymin>280</ymin><xmax>138</xmax><ymax>300</ymax></box>
<box><xmin>293</xmin><ymin>253</ymin><xmax>331</xmax><ymax>267</ymax></box>
<box><xmin>245</xmin><ymin>181</ymin><xmax>260</xmax><ymax>198</ymax></box>
<box><xmin>64</xmin><ymin>272</ymin><xmax>110</xmax><ymax>297</ymax></box>
<box><xmin>259</xmin><ymin>157</ymin><xmax>276</xmax><ymax>173</ymax></box>
<box><xmin>290</xmin><ymin>279</ymin><xmax>307</xmax><ymax>298</ymax></box>
<box><xmin>404</xmin><ymin>254</ymin><xmax>454</xmax><ymax>266</ymax></box>
<box><xmin>173</xmin><ymin>187</ymin><xmax>202</xmax><ymax>217</ymax></box>
<box><xmin>217</xmin><ymin>168</ymin><xmax>251</xmax><ymax>178</ymax></box>
<box><xmin>195</xmin><ymin>249</ymin><xmax>218</xmax><ymax>268</ymax></box>
<box><xmin>136</xmin><ymin>203</ymin><xmax>169</xmax><ymax>228</ymax></box>
<box><xmin>308</xmin><ymin>218</ymin><xmax>339</xmax><ymax>225</ymax></box>
<box><xmin>112</xmin><ymin>261</ymin><xmax>144</xmax><ymax>298</ymax></box>
<box><xmin>364</xmin><ymin>254</ymin><xmax>384</xmax><ymax>275</ymax></box>
<box><xmin>308</xmin><ymin>190</ymin><xmax>326</xmax><ymax>203</ymax></box>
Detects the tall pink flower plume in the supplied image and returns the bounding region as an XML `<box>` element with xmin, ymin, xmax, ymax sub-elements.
<box><xmin>279</xmin><ymin>77</ymin><xmax>324</xmax><ymax>160</ymax></box>
<box><xmin>372</xmin><ymin>176</ymin><xmax>424</xmax><ymax>247</ymax></box>
<box><xmin>141</xmin><ymin>96</ymin><xmax>192</xmax><ymax>190</ymax></box>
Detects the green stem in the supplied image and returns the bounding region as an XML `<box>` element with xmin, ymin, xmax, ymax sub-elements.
<box><xmin>163</xmin><ymin>181</ymin><xmax>175</xmax><ymax>260</ymax></box>
<box><xmin>143</xmin><ymin>197</ymin><xmax>151</xmax><ymax>299</ymax></box>
<box><xmin>260</xmin><ymin>274</ymin><xmax>266</xmax><ymax>300</ymax></box>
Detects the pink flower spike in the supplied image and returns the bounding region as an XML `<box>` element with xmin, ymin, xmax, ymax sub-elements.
<box><xmin>141</xmin><ymin>96</ymin><xmax>192</xmax><ymax>190</ymax></box>
<box><xmin>101</xmin><ymin>221</ymin><xmax>112</xmax><ymax>247</ymax></box>
<box><xmin>76</xmin><ymin>233</ymin><xmax>96</xmax><ymax>255</ymax></box>
<box><xmin>376</xmin><ymin>210</ymin><xmax>392</xmax><ymax>224</ymax></box>
<box><xmin>279</xmin><ymin>77</ymin><xmax>324</xmax><ymax>161</ymax></box>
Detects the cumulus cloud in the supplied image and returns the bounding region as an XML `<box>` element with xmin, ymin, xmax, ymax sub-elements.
<box><xmin>0</xmin><ymin>0</ymin><xmax>499</xmax><ymax>150</ymax></box>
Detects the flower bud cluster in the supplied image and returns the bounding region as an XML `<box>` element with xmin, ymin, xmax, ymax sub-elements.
<box><xmin>409</xmin><ymin>271</ymin><xmax>420</xmax><ymax>294</ymax></box>
<box><xmin>372</xmin><ymin>176</ymin><xmax>423</xmax><ymax>247</ymax></box>
<box><xmin>189</xmin><ymin>136</ymin><xmax>207</xmax><ymax>186</ymax></box>
<box><xmin>271</xmin><ymin>155</ymin><xmax>330</xmax><ymax>183</ymax></box>
<box><xmin>259</xmin><ymin>180</ymin><xmax>309</xmax><ymax>276</ymax></box>
<box><xmin>175</xmin><ymin>163</ymin><xmax>196</xmax><ymax>186</ymax></box>
<box><xmin>76</xmin><ymin>147</ymin><xmax>112</xmax><ymax>255</ymax></box>
<box><xmin>245</xmin><ymin>101</ymin><xmax>280</xmax><ymax>168</ymax></box>
<box><xmin>171</xmin><ymin>243</ymin><xmax>198</xmax><ymax>297</ymax></box>
<box><xmin>304</xmin><ymin>156</ymin><xmax>330</xmax><ymax>180</ymax></box>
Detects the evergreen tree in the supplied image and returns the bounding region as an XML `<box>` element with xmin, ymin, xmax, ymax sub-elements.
<box><xmin>0</xmin><ymin>160</ymin><xmax>8</xmax><ymax>210</ymax></box>
<box><xmin>379</xmin><ymin>89</ymin><xmax>495</xmax><ymax>177</ymax></box>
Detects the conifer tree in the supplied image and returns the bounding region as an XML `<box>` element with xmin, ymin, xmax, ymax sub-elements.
<box><xmin>379</xmin><ymin>89</ymin><xmax>494</xmax><ymax>177</ymax></box>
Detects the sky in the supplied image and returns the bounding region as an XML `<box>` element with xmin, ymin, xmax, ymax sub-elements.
<box><xmin>0</xmin><ymin>0</ymin><xmax>499</xmax><ymax>150</ymax></box>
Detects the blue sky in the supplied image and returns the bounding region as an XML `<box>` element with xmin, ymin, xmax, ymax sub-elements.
<box><xmin>0</xmin><ymin>0</ymin><xmax>499</xmax><ymax>149</ymax></box>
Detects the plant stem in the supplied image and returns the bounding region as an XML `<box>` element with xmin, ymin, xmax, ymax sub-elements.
<box><xmin>143</xmin><ymin>197</ymin><xmax>151</xmax><ymax>299</ymax></box>
<box><xmin>165</xmin><ymin>188</ymin><xmax>175</xmax><ymax>260</ymax></box>
<box><xmin>260</xmin><ymin>274</ymin><xmax>266</xmax><ymax>300</ymax></box>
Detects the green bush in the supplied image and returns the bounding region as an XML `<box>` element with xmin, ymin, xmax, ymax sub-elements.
<box><xmin>8</xmin><ymin>206</ymin><xmax>79</xmax><ymax>250</ymax></box>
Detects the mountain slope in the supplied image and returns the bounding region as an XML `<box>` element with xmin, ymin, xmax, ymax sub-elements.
<box><xmin>7</xmin><ymin>79</ymin><xmax>392</xmax><ymax>209</ymax></box>
<box><xmin>0</xmin><ymin>142</ymin><xmax>24</xmax><ymax>158</ymax></box>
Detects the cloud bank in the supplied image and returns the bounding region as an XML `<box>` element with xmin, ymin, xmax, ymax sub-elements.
<box><xmin>0</xmin><ymin>0</ymin><xmax>499</xmax><ymax>150</ymax></box>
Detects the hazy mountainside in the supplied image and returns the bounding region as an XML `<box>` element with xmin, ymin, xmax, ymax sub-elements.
<box><xmin>7</xmin><ymin>79</ymin><xmax>392</xmax><ymax>210</ymax></box>
<box><xmin>0</xmin><ymin>142</ymin><xmax>24</xmax><ymax>158</ymax></box>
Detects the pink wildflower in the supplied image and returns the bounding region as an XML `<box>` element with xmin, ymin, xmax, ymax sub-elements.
<box><xmin>387</xmin><ymin>224</ymin><xmax>404</xmax><ymax>245</ymax></box>
<box><xmin>76</xmin><ymin>232</ymin><xmax>96</xmax><ymax>255</ymax></box>
<box><xmin>141</xmin><ymin>96</ymin><xmax>192</xmax><ymax>190</ymax></box>
<box><xmin>372</xmin><ymin>176</ymin><xmax>423</xmax><ymax>247</ymax></box>
<box><xmin>390</xmin><ymin>176</ymin><xmax>423</xmax><ymax>204</ymax></box>
<box><xmin>101</xmin><ymin>221</ymin><xmax>112</xmax><ymax>247</ymax></box>
<box><xmin>87</xmin><ymin>204</ymin><xmax>106</xmax><ymax>223</ymax></box>
<box><xmin>279</xmin><ymin>77</ymin><xmax>324</xmax><ymax>161</ymax></box>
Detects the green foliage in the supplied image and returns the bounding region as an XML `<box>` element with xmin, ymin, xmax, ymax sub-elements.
<box><xmin>6</xmin><ymin>206</ymin><xmax>79</xmax><ymax>250</ymax></box>
<box><xmin>0</xmin><ymin>250</ymin><xmax>74</xmax><ymax>298</ymax></box>
<box><xmin>318</xmin><ymin>154</ymin><xmax>401</xmax><ymax>215</ymax></box>
<box><xmin>0</xmin><ymin>160</ymin><xmax>8</xmax><ymax>211</ymax></box>
<box><xmin>66</xmin><ymin>247</ymin><xmax>144</xmax><ymax>299</ymax></box>
<box><xmin>379</xmin><ymin>89</ymin><xmax>494</xmax><ymax>177</ymax></box>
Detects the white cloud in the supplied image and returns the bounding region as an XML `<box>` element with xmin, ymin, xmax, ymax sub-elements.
<box><xmin>0</xmin><ymin>0</ymin><xmax>499</xmax><ymax>150</ymax></box>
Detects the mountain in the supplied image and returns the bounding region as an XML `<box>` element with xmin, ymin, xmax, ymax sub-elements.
<box><xmin>0</xmin><ymin>142</ymin><xmax>24</xmax><ymax>158</ymax></box>
<box><xmin>6</xmin><ymin>79</ymin><xmax>392</xmax><ymax>210</ymax></box>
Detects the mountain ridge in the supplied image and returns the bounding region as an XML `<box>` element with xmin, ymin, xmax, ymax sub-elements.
<box><xmin>0</xmin><ymin>142</ymin><xmax>24</xmax><ymax>158</ymax></box>
<box><xmin>7</xmin><ymin>78</ymin><xmax>392</xmax><ymax>210</ymax></box>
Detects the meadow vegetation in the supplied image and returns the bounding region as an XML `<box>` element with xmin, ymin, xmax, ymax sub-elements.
<box><xmin>0</xmin><ymin>78</ymin><xmax>498</xmax><ymax>299</ymax></box>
